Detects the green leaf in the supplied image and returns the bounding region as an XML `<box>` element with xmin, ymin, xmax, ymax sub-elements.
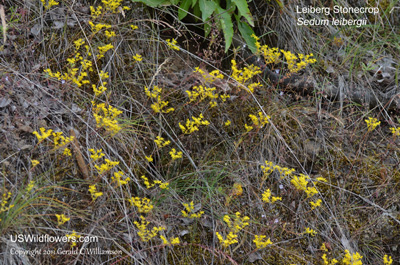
<box><xmin>216</xmin><ymin>7</ymin><xmax>234</xmax><ymax>52</ymax></box>
<box><xmin>193</xmin><ymin>2</ymin><xmax>202</xmax><ymax>20</ymax></box>
<box><xmin>204</xmin><ymin>20</ymin><xmax>211</xmax><ymax>37</ymax></box>
<box><xmin>178</xmin><ymin>0</ymin><xmax>193</xmax><ymax>20</ymax></box>
<box><xmin>237</xmin><ymin>19</ymin><xmax>257</xmax><ymax>54</ymax></box>
<box><xmin>199</xmin><ymin>0</ymin><xmax>218</xmax><ymax>21</ymax></box>
<box><xmin>131</xmin><ymin>0</ymin><xmax>171</xmax><ymax>8</ymax></box>
<box><xmin>231</xmin><ymin>0</ymin><xmax>254</xmax><ymax>26</ymax></box>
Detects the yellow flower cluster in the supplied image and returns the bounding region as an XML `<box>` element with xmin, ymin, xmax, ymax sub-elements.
<box><xmin>291</xmin><ymin>174</ymin><xmax>318</xmax><ymax>198</ymax></box>
<box><xmin>252</xmin><ymin>34</ymin><xmax>281</xmax><ymax>65</ymax></box>
<box><xmin>194</xmin><ymin>67</ymin><xmax>224</xmax><ymax>83</ymax></box>
<box><xmin>169</xmin><ymin>148</ymin><xmax>183</xmax><ymax>160</ymax></box>
<box><xmin>365</xmin><ymin>117</ymin><xmax>380</xmax><ymax>132</ymax></box>
<box><xmin>32</xmin><ymin>127</ymin><xmax>53</xmax><ymax>143</ymax></box>
<box><xmin>253</xmin><ymin>235</ymin><xmax>273</xmax><ymax>249</ymax></box>
<box><xmin>166</xmin><ymin>39</ymin><xmax>180</xmax><ymax>51</ymax></box>
<box><xmin>95</xmin><ymin>158</ymin><xmax>119</xmax><ymax>174</ymax></box>
<box><xmin>181</xmin><ymin>201</ymin><xmax>204</xmax><ymax>218</ymax></box>
<box><xmin>105</xmin><ymin>30</ymin><xmax>116</xmax><ymax>38</ymax></box>
<box><xmin>88</xmin><ymin>184</ymin><xmax>103</xmax><ymax>201</ymax></box>
<box><xmin>342</xmin><ymin>250</ymin><xmax>363</xmax><ymax>265</ymax></box>
<box><xmin>321</xmin><ymin>243</ymin><xmax>338</xmax><ymax>264</ymax></box>
<box><xmin>231</xmin><ymin>59</ymin><xmax>262</xmax><ymax>93</ymax></box>
<box><xmin>383</xmin><ymin>255</ymin><xmax>393</xmax><ymax>265</ymax></box>
<box><xmin>56</xmin><ymin>214</ymin><xmax>70</xmax><ymax>226</ymax></box>
<box><xmin>132</xmin><ymin>54</ymin><xmax>142</xmax><ymax>62</ymax></box>
<box><xmin>40</xmin><ymin>0</ymin><xmax>59</xmax><ymax>10</ymax></box>
<box><xmin>44</xmin><ymin>48</ymin><xmax>93</xmax><ymax>88</ymax></box>
<box><xmin>245</xmin><ymin>112</ymin><xmax>270</xmax><ymax>132</ymax></box>
<box><xmin>160</xmin><ymin>235</ymin><xmax>180</xmax><ymax>246</ymax></box>
<box><xmin>216</xmin><ymin>232</ymin><xmax>238</xmax><ymax>248</ymax></box>
<box><xmin>111</xmin><ymin>171</ymin><xmax>130</xmax><ymax>187</ymax></box>
<box><xmin>186</xmin><ymin>85</ymin><xmax>219</xmax><ymax>107</ymax></box>
<box><xmin>179</xmin><ymin>114</ymin><xmax>210</xmax><ymax>134</ymax></box>
<box><xmin>90</xmin><ymin>5</ymin><xmax>103</xmax><ymax>19</ymax></box>
<box><xmin>52</xmin><ymin>131</ymin><xmax>74</xmax><ymax>155</ymax></box>
<box><xmin>309</xmin><ymin>199</ymin><xmax>322</xmax><ymax>210</ymax></box>
<box><xmin>0</xmin><ymin>191</ymin><xmax>14</xmax><ymax>220</ymax></box>
<box><xmin>89</xmin><ymin>149</ymin><xmax>105</xmax><ymax>161</ymax></box>
<box><xmin>128</xmin><ymin>197</ymin><xmax>153</xmax><ymax>214</ymax></box>
<box><xmin>304</xmin><ymin>227</ymin><xmax>317</xmax><ymax>236</ymax></box>
<box><xmin>144</xmin><ymin>86</ymin><xmax>174</xmax><ymax>113</ymax></box>
<box><xmin>65</xmin><ymin>231</ymin><xmax>81</xmax><ymax>248</ymax></box>
<box><xmin>261</xmin><ymin>189</ymin><xmax>282</xmax><ymax>203</ymax></box>
<box><xmin>261</xmin><ymin>160</ymin><xmax>295</xmax><ymax>179</ymax></box>
<box><xmin>261</xmin><ymin>161</ymin><xmax>326</xmax><ymax>209</ymax></box>
<box><xmin>252</xmin><ymin>34</ymin><xmax>317</xmax><ymax>73</ymax></box>
<box><xmin>216</xmin><ymin>212</ymin><xmax>250</xmax><ymax>248</ymax></box>
<box><xmin>97</xmin><ymin>43</ymin><xmax>114</xmax><ymax>59</ymax></box>
<box><xmin>154</xmin><ymin>136</ymin><xmax>171</xmax><ymax>148</ymax></box>
<box><xmin>141</xmin><ymin>176</ymin><xmax>169</xmax><ymax>190</ymax></box>
<box><xmin>390</xmin><ymin>127</ymin><xmax>400</xmax><ymax>136</ymax></box>
<box><xmin>92</xmin><ymin>102</ymin><xmax>123</xmax><ymax>136</ymax></box>
<box><xmin>134</xmin><ymin>216</ymin><xmax>165</xmax><ymax>242</ymax></box>
<box><xmin>31</xmin><ymin>160</ymin><xmax>40</xmax><ymax>167</ymax></box>
<box><xmin>187</xmin><ymin>67</ymin><xmax>229</xmax><ymax>106</ymax></box>
<box><xmin>26</xmin><ymin>181</ymin><xmax>35</xmax><ymax>193</ymax></box>
<box><xmin>101</xmin><ymin>0</ymin><xmax>130</xmax><ymax>13</ymax></box>
<box><xmin>33</xmin><ymin>128</ymin><xmax>74</xmax><ymax>156</ymax></box>
<box><xmin>280</xmin><ymin>50</ymin><xmax>317</xmax><ymax>73</ymax></box>
<box><xmin>322</xmin><ymin>254</ymin><xmax>338</xmax><ymax>265</ymax></box>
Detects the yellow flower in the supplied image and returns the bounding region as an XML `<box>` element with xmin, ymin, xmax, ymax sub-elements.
<box><xmin>145</xmin><ymin>156</ymin><xmax>153</xmax><ymax>162</ymax></box>
<box><xmin>26</xmin><ymin>181</ymin><xmax>35</xmax><ymax>192</ymax></box>
<box><xmin>169</xmin><ymin>148</ymin><xmax>183</xmax><ymax>160</ymax></box>
<box><xmin>166</xmin><ymin>39</ymin><xmax>180</xmax><ymax>51</ymax></box>
<box><xmin>133</xmin><ymin>54</ymin><xmax>143</xmax><ymax>61</ymax></box>
<box><xmin>245</xmin><ymin>124</ymin><xmax>253</xmax><ymax>132</ymax></box>
<box><xmin>63</xmin><ymin>148</ymin><xmax>72</xmax><ymax>156</ymax></box>
<box><xmin>40</xmin><ymin>0</ymin><xmax>59</xmax><ymax>10</ymax></box>
<box><xmin>342</xmin><ymin>250</ymin><xmax>363</xmax><ymax>265</ymax></box>
<box><xmin>31</xmin><ymin>160</ymin><xmax>40</xmax><ymax>167</ymax></box>
<box><xmin>56</xmin><ymin>214</ymin><xmax>70</xmax><ymax>226</ymax></box>
<box><xmin>181</xmin><ymin>201</ymin><xmax>204</xmax><ymax>218</ymax></box>
<box><xmin>134</xmin><ymin>216</ymin><xmax>165</xmax><ymax>242</ymax></box>
<box><xmin>390</xmin><ymin>127</ymin><xmax>400</xmax><ymax>136</ymax></box>
<box><xmin>310</xmin><ymin>199</ymin><xmax>322</xmax><ymax>209</ymax></box>
<box><xmin>130</xmin><ymin>25</ymin><xmax>138</xmax><ymax>30</ymax></box>
<box><xmin>128</xmin><ymin>197</ymin><xmax>153</xmax><ymax>213</ymax></box>
<box><xmin>365</xmin><ymin>117</ymin><xmax>380</xmax><ymax>132</ymax></box>
<box><xmin>170</xmin><ymin>237</ymin><xmax>180</xmax><ymax>245</ymax></box>
<box><xmin>105</xmin><ymin>30</ymin><xmax>116</xmax><ymax>38</ymax></box>
<box><xmin>88</xmin><ymin>184</ymin><xmax>103</xmax><ymax>201</ymax></box>
<box><xmin>304</xmin><ymin>227</ymin><xmax>317</xmax><ymax>236</ymax></box>
<box><xmin>216</xmin><ymin>231</ymin><xmax>238</xmax><ymax>247</ymax></box>
<box><xmin>111</xmin><ymin>171</ymin><xmax>130</xmax><ymax>187</ymax></box>
<box><xmin>33</xmin><ymin>128</ymin><xmax>53</xmax><ymax>142</ymax></box>
<box><xmin>253</xmin><ymin>235</ymin><xmax>273</xmax><ymax>249</ymax></box>
<box><xmin>383</xmin><ymin>255</ymin><xmax>393</xmax><ymax>265</ymax></box>
<box><xmin>65</xmin><ymin>231</ymin><xmax>81</xmax><ymax>248</ymax></box>
<box><xmin>95</xmin><ymin>158</ymin><xmax>119</xmax><ymax>174</ymax></box>
<box><xmin>89</xmin><ymin>149</ymin><xmax>105</xmax><ymax>161</ymax></box>
<box><xmin>154</xmin><ymin>136</ymin><xmax>171</xmax><ymax>148</ymax></box>
<box><xmin>262</xmin><ymin>189</ymin><xmax>282</xmax><ymax>203</ymax></box>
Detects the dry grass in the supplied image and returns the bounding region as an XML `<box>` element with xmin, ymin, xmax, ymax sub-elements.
<box><xmin>0</xmin><ymin>0</ymin><xmax>399</xmax><ymax>264</ymax></box>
